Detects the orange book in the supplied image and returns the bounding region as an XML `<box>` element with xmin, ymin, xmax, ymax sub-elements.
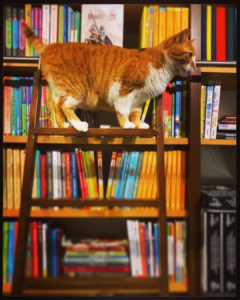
<box><xmin>158</xmin><ymin>7</ymin><xmax>166</xmax><ymax>44</ymax></box>
<box><xmin>181</xmin><ymin>7</ymin><xmax>189</xmax><ymax>30</ymax></box>
<box><xmin>136</xmin><ymin>151</ymin><xmax>149</xmax><ymax>199</ymax></box>
<box><xmin>166</xmin><ymin>7</ymin><xmax>174</xmax><ymax>38</ymax></box>
<box><xmin>151</xmin><ymin>5</ymin><xmax>159</xmax><ymax>46</ymax></box>
<box><xmin>180</xmin><ymin>151</ymin><xmax>186</xmax><ymax>209</ymax></box>
<box><xmin>3</xmin><ymin>149</ymin><xmax>7</xmax><ymax>209</ymax></box>
<box><xmin>175</xmin><ymin>151</ymin><xmax>182</xmax><ymax>210</ymax></box>
<box><xmin>165</xmin><ymin>151</ymin><xmax>172</xmax><ymax>210</ymax></box>
<box><xmin>173</xmin><ymin>7</ymin><xmax>181</xmax><ymax>34</ymax></box>
<box><xmin>7</xmin><ymin>148</ymin><xmax>13</xmax><ymax>209</ymax></box>
<box><xmin>170</xmin><ymin>151</ymin><xmax>177</xmax><ymax>210</ymax></box>
<box><xmin>13</xmin><ymin>149</ymin><xmax>21</xmax><ymax>209</ymax></box>
<box><xmin>151</xmin><ymin>170</ymin><xmax>158</xmax><ymax>199</ymax></box>
<box><xmin>139</xmin><ymin>222</ymin><xmax>147</xmax><ymax>277</ymax></box>
<box><xmin>141</xmin><ymin>151</ymin><xmax>154</xmax><ymax>199</ymax></box>
<box><xmin>146</xmin><ymin>152</ymin><xmax>156</xmax><ymax>199</ymax></box>
<box><xmin>3</xmin><ymin>77</ymin><xmax>11</xmax><ymax>136</ymax></box>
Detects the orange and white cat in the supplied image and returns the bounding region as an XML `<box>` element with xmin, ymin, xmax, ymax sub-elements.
<box><xmin>20</xmin><ymin>20</ymin><xmax>196</xmax><ymax>132</ymax></box>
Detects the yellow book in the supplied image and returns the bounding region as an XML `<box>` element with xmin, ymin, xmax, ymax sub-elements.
<box><xmin>166</xmin><ymin>7</ymin><xmax>174</xmax><ymax>38</ymax></box>
<box><xmin>14</xmin><ymin>149</ymin><xmax>21</xmax><ymax>209</ymax></box>
<box><xmin>25</xmin><ymin>4</ymin><xmax>32</xmax><ymax>56</ymax></box>
<box><xmin>206</xmin><ymin>5</ymin><xmax>212</xmax><ymax>61</ymax></box>
<box><xmin>173</xmin><ymin>7</ymin><xmax>181</xmax><ymax>34</ymax></box>
<box><xmin>158</xmin><ymin>7</ymin><xmax>166</xmax><ymax>44</ymax></box>
<box><xmin>180</xmin><ymin>151</ymin><xmax>186</xmax><ymax>209</ymax></box>
<box><xmin>141</xmin><ymin>151</ymin><xmax>154</xmax><ymax>199</ymax></box>
<box><xmin>181</xmin><ymin>7</ymin><xmax>189</xmax><ymax>30</ymax></box>
<box><xmin>106</xmin><ymin>152</ymin><xmax>117</xmax><ymax>199</ymax></box>
<box><xmin>200</xmin><ymin>84</ymin><xmax>206</xmax><ymax>138</ymax></box>
<box><xmin>165</xmin><ymin>151</ymin><xmax>172</xmax><ymax>210</ymax></box>
<box><xmin>170</xmin><ymin>151</ymin><xmax>177</xmax><ymax>210</ymax></box>
<box><xmin>89</xmin><ymin>151</ymin><xmax>99</xmax><ymax>199</ymax></box>
<box><xmin>136</xmin><ymin>151</ymin><xmax>149</xmax><ymax>199</ymax></box>
<box><xmin>85</xmin><ymin>151</ymin><xmax>95</xmax><ymax>199</ymax></box>
<box><xmin>32</xmin><ymin>157</ymin><xmax>37</xmax><ymax>198</ymax></box>
<box><xmin>151</xmin><ymin>170</ymin><xmax>157</xmax><ymax>199</ymax></box>
<box><xmin>58</xmin><ymin>5</ymin><xmax>64</xmax><ymax>43</ymax></box>
<box><xmin>7</xmin><ymin>148</ymin><xmax>13</xmax><ymax>209</ymax></box>
<box><xmin>146</xmin><ymin>152</ymin><xmax>156</xmax><ymax>199</ymax></box>
<box><xmin>175</xmin><ymin>151</ymin><xmax>182</xmax><ymax>210</ymax></box>
<box><xmin>151</xmin><ymin>5</ymin><xmax>159</xmax><ymax>46</ymax></box>
<box><xmin>140</xmin><ymin>6</ymin><xmax>148</xmax><ymax>48</ymax></box>
<box><xmin>97</xmin><ymin>151</ymin><xmax>104</xmax><ymax>199</ymax></box>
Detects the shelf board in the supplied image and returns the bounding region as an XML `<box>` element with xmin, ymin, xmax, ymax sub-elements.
<box><xmin>200</xmin><ymin>67</ymin><xmax>236</xmax><ymax>74</ymax></box>
<box><xmin>196</xmin><ymin>61</ymin><xmax>236</xmax><ymax>73</ymax></box>
<box><xmin>3</xmin><ymin>208</ymin><xmax>187</xmax><ymax>218</ymax></box>
<box><xmin>201</xmin><ymin>139</ymin><xmax>236</xmax><ymax>146</ymax></box>
<box><xmin>3</xmin><ymin>277</ymin><xmax>188</xmax><ymax>295</ymax></box>
<box><xmin>3</xmin><ymin>135</ymin><xmax>188</xmax><ymax>145</ymax></box>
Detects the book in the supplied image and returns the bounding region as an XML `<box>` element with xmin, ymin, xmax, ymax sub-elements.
<box><xmin>204</xmin><ymin>82</ymin><xmax>214</xmax><ymax>139</ymax></box>
<box><xmin>211</xmin><ymin>5</ymin><xmax>216</xmax><ymax>61</ymax></box>
<box><xmin>210</xmin><ymin>82</ymin><xmax>221</xmax><ymax>139</ymax></box>
<box><xmin>81</xmin><ymin>4</ymin><xmax>124</xmax><ymax>46</ymax></box>
<box><xmin>206</xmin><ymin>5</ymin><xmax>212</xmax><ymax>61</ymax></box>
<box><xmin>5</xmin><ymin>6</ymin><xmax>12</xmax><ymax>56</ymax></box>
<box><xmin>12</xmin><ymin>7</ymin><xmax>19</xmax><ymax>57</ymax></box>
<box><xmin>106</xmin><ymin>152</ymin><xmax>117</xmax><ymax>199</ymax></box>
<box><xmin>173</xmin><ymin>7</ymin><xmax>181</xmax><ymax>35</ymax></box>
<box><xmin>50</xmin><ymin>5</ymin><xmax>58</xmax><ymax>44</ymax></box>
<box><xmin>201</xmin><ymin>5</ymin><xmax>206</xmax><ymax>60</ymax></box>
<box><xmin>42</xmin><ymin>4</ymin><xmax>50</xmax><ymax>44</ymax></box>
<box><xmin>58</xmin><ymin>5</ymin><xmax>64</xmax><ymax>43</ymax></box>
<box><xmin>139</xmin><ymin>6</ymin><xmax>148</xmax><ymax>48</ymax></box>
<box><xmin>166</xmin><ymin>7</ymin><xmax>174</xmax><ymax>39</ymax></box>
<box><xmin>3</xmin><ymin>222</ymin><xmax>8</xmax><ymax>283</ymax></box>
<box><xmin>216</xmin><ymin>6</ymin><xmax>226</xmax><ymax>61</ymax></box>
<box><xmin>158</xmin><ymin>7</ymin><xmax>166</xmax><ymax>44</ymax></box>
<box><xmin>124</xmin><ymin>152</ymin><xmax>140</xmax><ymax>199</ymax></box>
<box><xmin>200</xmin><ymin>84</ymin><xmax>207</xmax><ymax>138</ymax></box>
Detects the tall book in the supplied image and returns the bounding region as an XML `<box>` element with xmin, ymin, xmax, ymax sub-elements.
<box><xmin>158</xmin><ymin>7</ymin><xmax>166</xmax><ymax>44</ymax></box>
<box><xmin>12</xmin><ymin>7</ymin><xmax>19</xmax><ymax>57</ymax></box>
<box><xmin>5</xmin><ymin>6</ymin><xmax>12</xmax><ymax>56</ymax></box>
<box><xmin>206</xmin><ymin>5</ymin><xmax>212</xmax><ymax>61</ymax></box>
<box><xmin>204</xmin><ymin>82</ymin><xmax>214</xmax><ymax>139</ymax></box>
<box><xmin>226</xmin><ymin>7</ymin><xmax>235</xmax><ymax>61</ymax></box>
<box><xmin>216</xmin><ymin>6</ymin><xmax>226</xmax><ymax>61</ymax></box>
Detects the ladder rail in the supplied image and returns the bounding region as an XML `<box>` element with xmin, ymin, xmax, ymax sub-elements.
<box><xmin>12</xmin><ymin>70</ymin><xmax>42</xmax><ymax>294</ymax></box>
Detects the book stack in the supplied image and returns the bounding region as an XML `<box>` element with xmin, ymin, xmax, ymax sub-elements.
<box><xmin>140</xmin><ymin>6</ymin><xmax>189</xmax><ymax>48</ymax></box>
<box><xmin>4</xmin><ymin>4</ymin><xmax>81</xmax><ymax>57</ymax></box>
<box><xmin>217</xmin><ymin>115</ymin><xmax>236</xmax><ymax>140</ymax></box>
<box><xmin>62</xmin><ymin>238</ymin><xmax>130</xmax><ymax>277</ymax></box>
<box><xmin>32</xmin><ymin>149</ymin><xmax>103</xmax><ymax>200</ymax></box>
<box><xmin>167</xmin><ymin>221</ymin><xmax>187</xmax><ymax>284</ymax></box>
<box><xmin>201</xmin><ymin>186</ymin><xmax>236</xmax><ymax>294</ymax></box>
<box><xmin>163</xmin><ymin>80</ymin><xmax>187</xmax><ymax>138</ymax></box>
<box><xmin>127</xmin><ymin>220</ymin><xmax>159</xmax><ymax>277</ymax></box>
<box><xmin>200</xmin><ymin>81</ymin><xmax>221</xmax><ymax>139</ymax></box>
<box><xmin>201</xmin><ymin>5</ymin><xmax>237</xmax><ymax>61</ymax></box>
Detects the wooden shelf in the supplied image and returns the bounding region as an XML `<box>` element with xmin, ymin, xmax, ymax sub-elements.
<box><xmin>3</xmin><ymin>135</ymin><xmax>188</xmax><ymax>145</ymax></box>
<box><xmin>200</xmin><ymin>67</ymin><xmax>236</xmax><ymax>74</ymax></box>
<box><xmin>201</xmin><ymin>139</ymin><xmax>236</xmax><ymax>146</ymax></box>
<box><xmin>3</xmin><ymin>208</ymin><xmax>187</xmax><ymax>218</ymax></box>
<box><xmin>3</xmin><ymin>279</ymin><xmax>187</xmax><ymax>295</ymax></box>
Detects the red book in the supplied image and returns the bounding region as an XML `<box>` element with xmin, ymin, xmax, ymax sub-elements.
<box><xmin>14</xmin><ymin>221</ymin><xmax>19</xmax><ymax>256</ymax></box>
<box><xmin>216</xmin><ymin>6</ymin><xmax>226</xmax><ymax>61</ymax></box>
<box><xmin>31</xmin><ymin>221</ymin><xmax>39</xmax><ymax>277</ymax></box>
<box><xmin>38</xmin><ymin>222</ymin><xmax>43</xmax><ymax>277</ymax></box>
<box><xmin>64</xmin><ymin>152</ymin><xmax>72</xmax><ymax>199</ymax></box>
<box><xmin>57</xmin><ymin>228</ymin><xmax>63</xmax><ymax>275</ymax></box>
<box><xmin>40</xmin><ymin>154</ymin><xmax>47</xmax><ymax>198</ymax></box>
<box><xmin>75</xmin><ymin>149</ymin><xmax>84</xmax><ymax>198</ymax></box>
<box><xmin>139</xmin><ymin>222</ymin><xmax>147</xmax><ymax>277</ymax></box>
<box><xmin>78</xmin><ymin>149</ymin><xmax>89</xmax><ymax>199</ymax></box>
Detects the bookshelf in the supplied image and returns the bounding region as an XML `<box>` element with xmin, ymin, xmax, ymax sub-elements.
<box><xmin>2</xmin><ymin>1</ymin><xmax>236</xmax><ymax>297</ymax></box>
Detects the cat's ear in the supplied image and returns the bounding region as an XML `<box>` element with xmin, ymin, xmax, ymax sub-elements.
<box><xmin>162</xmin><ymin>28</ymin><xmax>190</xmax><ymax>47</ymax></box>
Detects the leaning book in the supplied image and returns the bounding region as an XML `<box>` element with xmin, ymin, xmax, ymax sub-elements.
<box><xmin>81</xmin><ymin>4</ymin><xmax>124</xmax><ymax>46</ymax></box>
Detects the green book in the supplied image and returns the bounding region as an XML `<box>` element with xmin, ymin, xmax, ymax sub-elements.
<box><xmin>75</xmin><ymin>11</ymin><xmax>81</xmax><ymax>42</ymax></box>
<box><xmin>11</xmin><ymin>79</ymin><xmax>16</xmax><ymax>136</ymax></box>
<box><xmin>21</xmin><ymin>83</ymin><xmax>27</xmax><ymax>136</ymax></box>
<box><xmin>82</xmin><ymin>151</ymin><xmax>93</xmax><ymax>198</ymax></box>
<box><xmin>5</xmin><ymin>6</ymin><xmax>12</xmax><ymax>56</ymax></box>
<box><xmin>226</xmin><ymin>7</ymin><xmax>235</xmax><ymax>61</ymax></box>
<box><xmin>3</xmin><ymin>222</ymin><xmax>8</xmax><ymax>284</ymax></box>
<box><xmin>58</xmin><ymin>5</ymin><xmax>64</xmax><ymax>43</ymax></box>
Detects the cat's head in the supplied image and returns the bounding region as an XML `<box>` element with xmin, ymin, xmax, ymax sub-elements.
<box><xmin>162</xmin><ymin>29</ymin><xmax>197</xmax><ymax>77</ymax></box>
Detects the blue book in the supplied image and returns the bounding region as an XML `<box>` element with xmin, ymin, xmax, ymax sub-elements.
<box><xmin>201</xmin><ymin>5</ymin><xmax>206</xmax><ymax>60</ymax></box>
<box><xmin>15</xmin><ymin>78</ymin><xmax>21</xmax><ymax>136</ymax></box>
<box><xmin>36</xmin><ymin>150</ymin><xmax>41</xmax><ymax>198</ymax></box>
<box><xmin>68</xmin><ymin>6</ymin><xmax>74</xmax><ymax>42</ymax></box>
<box><xmin>174</xmin><ymin>80</ymin><xmax>181</xmax><ymax>138</ymax></box>
<box><xmin>12</xmin><ymin>7</ymin><xmax>19</xmax><ymax>57</ymax></box>
<box><xmin>119</xmin><ymin>152</ymin><xmax>131</xmax><ymax>199</ymax></box>
<box><xmin>51</xmin><ymin>228</ymin><xmax>58</xmax><ymax>277</ymax></box>
<box><xmin>20</xmin><ymin>78</ymin><xmax>27</xmax><ymax>136</ymax></box>
<box><xmin>132</xmin><ymin>152</ymin><xmax>144</xmax><ymax>198</ymax></box>
<box><xmin>70</xmin><ymin>152</ymin><xmax>78</xmax><ymax>199</ymax></box>
<box><xmin>123</xmin><ymin>152</ymin><xmax>140</xmax><ymax>199</ymax></box>
<box><xmin>153</xmin><ymin>223</ymin><xmax>160</xmax><ymax>277</ymax></box>
<box><xmin>115</xmin><ymin>152</ymin><xmax>127</xmax><ymax>199</ymax></box>
<box><xmin>211</xmin><ymin>5</ymin><xmax>216</xmax><ymax>61</ymax></box>
<box><xmin>63</xmin><ymin>5</ymin><xmax>68</xmax><ymax>42</ymax></box>
<box><xmin>46</xmin><ymin>151</ymin><xmax>53</xmax><ymax>198</ymax></box>
<box><xmin>8</xmin><ymin>221</ymin><xmax>15</xmax><ymax>283</ymax></box>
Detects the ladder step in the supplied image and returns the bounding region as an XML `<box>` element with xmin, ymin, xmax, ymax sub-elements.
<box><xmin>23</xmin><ymin>277</ymin><xmax>162</xmax><ymax>291</ymax></box>
<box><xmin>35</xmin><ymin>128</ymin><xmax>159</xmax><ymax>137</ymax></box>
<box><xmin>30</xmin><ymin>199</ymin><xmax>159</xmax><ymax>208</ymax></box>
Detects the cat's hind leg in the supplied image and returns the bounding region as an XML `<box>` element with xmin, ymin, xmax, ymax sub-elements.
<box><xmin>52</xmin><ymin>99</ymin><xmax>70</xmax><ymax>128</ymax></box>
<box><xmin>61</xmin><ymin>96</ymin><xmax>89</xmax><ymax>132</ymax></box>
<box><xmin>130</xmin><ymin>108</ymin><xmax>150</xmax><ymax>129</ymax></box>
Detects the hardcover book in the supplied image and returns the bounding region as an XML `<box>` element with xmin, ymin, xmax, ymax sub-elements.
<box><xmin>81</xmin><ymin>4</ymin><xmax>124</xmax><ymax>46</ymax></box>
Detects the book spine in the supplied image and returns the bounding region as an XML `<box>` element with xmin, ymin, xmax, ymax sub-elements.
<box><xmin>153</xmin><ymin>223</ymin><xmax>160</xmax><ymax>277</ymax></box>
<box><xmin>52</xmin><ymin>151</ymin><xmax>59</xmax><ymax>199</ymax></box>
<box><xmin>216</xmin><ymin>6</ymin><xmax>226</xmax><ymax>61</ymax></box>
<box><xmin>51</xmin><ymin>228</ymin><xmax>58</xmax><ymax>277</ymax></box>
<box><xmin>33</xmin><ymin>7</ymin><xmax>39</xmax><ymax>57</ymax></box>
<box><xmin>15</xmin><ymin>79</ymin><xmax>21</xmax><ymax>136</ymax></box>
<box><xmin>78</xmin><ymin>149</ymin><xmax>89</xmax><ymax>198</ymax></box>
<box><xmin>57</xmin><ymin>151</ymin><xmax>63</xmax><ymax>198</ymax></box>
<box><xmin>5</xmin><ymin>6</ymin><xmax>12</xmax><ymax>56</ymax></box>
<box><xmin>3</xmin><ymin>222</ymin><xmax>8</xmax><ymax>283</ymax></box>
<box><xmin>11</xmin><ymin>81</ymin><xmax>16</xmax><ymax>136</ymax></box>
<box><xmin>132</xmin><ymin>152</ymin><xmax>144</xmax><ymax>198</ymax></box>
<box><xmin>226</xmin><ymin>7</ymin><xmax>235</xmax><ymax>61</ymax></box>
<box><xmin>64</xmin><ymin>152</ymin><xmax>72</xmax><ymax>199</ymax></box>
<box><xmin>3</xmin><ymin>79</ymin><xmax>11</xmax><ymax>136</ymax></box>
<box><xmin>201</xmin><ymin>5</ymin><xmax>206</xmax><ymax>60</ymax></box>
<box><xmin>71</xmin><ymin>151</ymin><xmax>78</xmax><ymax>199</ymax></box>
<box><xmin>211</xmin><ymin>5</ymin><xmax>216</xmax><ymax>61</ymax></box>
<box><xmin>31</xmin><ymin>221</ymin><xmax>39</xmax><ymax>277</ymax></box>
<box><xmin>158</xmin><ymin>7</ymin><xmax>166</xmax><ymax>44</ymax></box>
<box><xmin>46</xmin><ymin>151</ymin><xmax>53</xmax><ymax>198</ymax></box>
<box><xmin>42</xmin><ymin>223</ymin><xmax>48</xmax><ymax>277</ymax></box>
<box><xmin>97</xmin><ymin>151</ymin><xmax>104</xmax><ymax>199</ymax></box>
<box><xmin>12</xmin><ymin>7</ymin><xmax>19</xmax><ymax>57</ymax></box>
<box><xmin>204</xmin><ymin>82</ymin><xmax>214</xmax><ymax>139</ymax></box>
<box><xmin>38</xmin><ymin>222</ymin><xmax>43</xmax><ymax>277</ymax></box>
<box><xmin>63</xmin><ymin>5</ymin><xmax>68</xmax><ymax>43</ymax></box>
<box><xmin>58</xmin><ymin>5</ymin><xmax>64</xmax><ymax>43</ymax></box>
<box><xmin>25</xmin><ymin>4</ymin><xmax>32</xmax><ymax>56</ymax></box>
<box><xmin>50</xmin><ymin>4</ymin><xmax>58</xmax><ymax>44</ymax></box>
<box><xmin>42</xmin><ymin>5</ymin><xmax>50</xmax><ymax>44</ymax></box>
<box><xmin>174</xmin><ymin>81</ymin><xmax>181</xmax><ymax>138</ymax></box>
<box><xmin>38</xmin><ymin>7</ymin><xmax>42</xmax><ymax>43</ymax></box>
<box><xmin>200</xmin><ymin>84</ymin><xmax>207</xmax><ymax>138</ymax></box>
<box><xmin>21</xmin><ymin>81</ymin><xmax>27</xmax><ymax>136</ymax></box>
<box><xmin>210</xmin><ymin>83</ymin><xmax>221</xmax><ymax>139</ymax></box>
<box><xmin>106</xmin><ymin>152</ymin><xmax>117</xmax><ymax>199</ymax></box>
<box><xmin>206</xmin><ymin>5</ymin><xmax>212</xmax><ymax>61</ymax></box>
<box><xmin>8</xmin><ymin>221</ymin><xmax>15</xmax><ymax>283</ymax></box>
<box><xmin>75</xmin><ymin>11</ymin><xmax>81</xmax><ymax>42</ymax></box>
<box><xmin>139</xmin><ymin>222</ymin><xmax>147</xmax><ymax>277</ymax></box>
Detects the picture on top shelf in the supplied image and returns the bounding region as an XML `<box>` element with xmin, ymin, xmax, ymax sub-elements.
<box><xmin>81</xmin><ymin>4</ymin><xmax>124</xmax><ymax>46</ymax></box>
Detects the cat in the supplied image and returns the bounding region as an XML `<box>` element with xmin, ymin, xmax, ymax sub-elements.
<box><xmin>20</xmin><ymin>20</ymin><xmax>196</xmax><ymax>132</ymax></box>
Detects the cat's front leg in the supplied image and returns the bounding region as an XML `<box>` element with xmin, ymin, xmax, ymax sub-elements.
<box><xmin>130</xmin><ymin>108</ymin><xmax>150</xmax><ymax>129</ymax></box>
<box><xmin>116</xmin><ymin>112</ymin><xmax>136</xmax><ymax>129</ymax></box>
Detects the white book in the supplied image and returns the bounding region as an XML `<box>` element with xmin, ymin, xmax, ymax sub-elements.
<box><xmin>218</xmin><ymin>123</ymin><xmax>236</xmax><ymax>130</ymax></box>
<box><xmin>204</xmin><ymin>83</ymin><xmax>214</xmax><ymax>139</ymax></box>
<box><xmin>210</xmin><ymin>84</ymin><xmax>221</xmax><ymax>139</ymax></box>
<box><xmin>127</xmin><ymin>220</ymin><xmax>136</xmax><ymax>276</ymax></box>
<box><xmin>133</xmin><ymin>220</ymin><xmax>143</xmax><ymax>277</ymax></box>
<box><xmin>42</xmin><ymin>223</ymin><xmax>48</xmax><ymax>277</ymax></box>
<box><xmin>148</xmin><ymin>222</ymin><xmax>154</xmax><ymax>277</ymax></box>
<box><xmin>168</xmin><ymin>223</ymin><xmax>174</xmax><ymax>277</ymax></box>
<box><xmin>50</xmin><ymin>5</ymin><xmax>58</xmax><ymax>43</ymax></box>
<box><xmin>42</xmin><ymin>5</ymin><xmax>50</xmax><ymax>44</ymax></box>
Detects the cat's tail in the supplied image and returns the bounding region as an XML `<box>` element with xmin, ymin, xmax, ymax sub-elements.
<box><xmin>20</xmin><ymin>20</ymin><xmax>46</xmax><ymax>55</ymax></box>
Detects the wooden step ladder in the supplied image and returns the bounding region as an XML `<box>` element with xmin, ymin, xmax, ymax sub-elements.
<box><xmin>12</xmin><ymin>69</ymin><xmax>169</xmax><ymax>295</ymax></box>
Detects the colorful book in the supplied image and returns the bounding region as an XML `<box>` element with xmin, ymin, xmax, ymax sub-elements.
<box><xmin>5</xmin><ymin>6</ymin><xmax>12</xmax><ymax>56</ymax></box>
<box><xmin>123</xmin><ymin>152</ymin><xmax>140</xmax><ymax>199</ymax></box>
<box><xmin>12</xmin><ymin>7</ymin><xmax>19</xmax><ymax>57</ymax></box>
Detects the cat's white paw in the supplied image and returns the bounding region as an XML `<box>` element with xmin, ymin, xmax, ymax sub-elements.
<box><xmin>71</xmin><ymin>121</ymin><xmax>89</xmax><ymax>132</ymax></box>
<box><xmin>139</xmin><ymin>122</ymin><xmax>150</xmax><ymax>129</ymax></box>
<box><xmin>123</xmin><ymin>121</ymin><xmax>136</xmax><ymax>129</ymax></box>
<box><xmin>63</xmin><ymin>122</ymin><xmax>70</xmax><ymax>128</ymax></box>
